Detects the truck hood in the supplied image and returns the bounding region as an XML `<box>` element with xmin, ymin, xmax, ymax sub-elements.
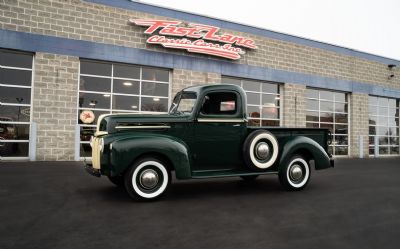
<box><xmin>97</xmin><ymin>113</ymin><xmax>191</xmax><ymax>134</ymax></box>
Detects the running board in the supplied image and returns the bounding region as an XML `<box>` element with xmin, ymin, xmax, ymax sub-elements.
<box><xmin>191</xmin><ymin>170</ymin><xmax>278</xmax><ymax>179</ymax></box>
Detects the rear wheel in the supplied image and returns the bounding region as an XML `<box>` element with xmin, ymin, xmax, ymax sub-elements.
<box><xmin>279</xmin><ymin>155</ymin><xmax>310</xmax><ymax>191</ymax></box>
<box><xmin>124</xmin><ymin>157</ymin><xmax>171</xmax><ymax>201</ymax></box>
<box><xmin>243</xmin><ymin>130</ymin><xmax>279</xmax><ymax>170</ymax></box>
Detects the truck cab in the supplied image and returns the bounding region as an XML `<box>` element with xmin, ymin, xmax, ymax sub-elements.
<box><xmin>86</xmin><ymin>84</ymin><xmax>333</xmax><ymax>201</ymax></box>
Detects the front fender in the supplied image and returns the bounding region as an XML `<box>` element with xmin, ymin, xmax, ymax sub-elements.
<box><xmin>279</xmin><ymin>136</ymin><xmax>332</xmax><ymax>170</ymax></box>
<box><xmin>109</xmin><ymin>134</ymin><xmax>192</xmax><ymax>179</ymax></box>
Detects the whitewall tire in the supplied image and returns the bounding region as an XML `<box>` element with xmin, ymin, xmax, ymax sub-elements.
<box><xmin>279</xmin><ymin>155</ymin><xmax>310</xmax><ymax>190</ymax></box>
<box><xmin>124</xmin><ymin>157</ymin><xmax>170</xmax><ymax>201</ymax></box>
<box><xmin>243</xmin><ymin>130</ymin><xmax>279</xmax><ymax>170</ymax></box>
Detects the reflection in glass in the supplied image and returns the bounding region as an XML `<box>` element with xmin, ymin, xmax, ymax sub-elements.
<box><xmin>306</xmin><ymin>111</ymin><xmax>319</xmax><ymax>122</ymax></box>
<box><xmin>335</xmin><ymin>146</ymin><xmax>348</xmax><ymax>155</ymax></box>
<box><xmin>335</xmin><ymin>92</ymin><xmax>346</xmax><ymax>102</ymax></box>
<box><xmin>379</xmin><ymin>136</ymin><xmax>389</xmax><ymax>145</ymax></box>
<box><xmin>242</xmin><ymin>80</ymin><xmax>260</xmax><ymax>92</ymax></box>
<box><xmin>335</xmin><ymin>125</ymin><xmax>348</xmax><ymax>135</ymax></box>
<box><xmin>113</xmin><ymin>79</ymin><xmax>140</xmax><ymax>95</ymax></box>
<box><xmin>141</xmin><ymin>82</ymin><xmax>168</xmax><ymax>97</ymax></box>
<box><xmin>0</xmin><ymin>123</ymin><xmax>30</xmax><ymax>140</ymax></box>
<box><xmin>80</xmin><ymin>143</ymin><xmax>92</xmax><ymax>157</ymax></box>
<box><xmin>0</xmin><ymin>142</ymin><xmax>29</xmax><ymax>157</ymax></box>
<box><xmin>80</xmin><ymin>76</ymin><xmax>111</xmax><ymax>93</ymax></box>
<box><xmin>80</xmin><ymin>60</ymin><xmax>111</xmax><ymax>76</ymax></box>
<box><xmin>261</xmin><ymin>83</ymin><xmax>278</xmax><ymax>94</ymax></box>
<box><xmin>141</xmin><ymin>97</ymin><xmax>168</xmax><ymax>112</ymax></box>
<box><xmin>261</xmin><ymin>120</ymin><xmax>279</xmax><ymax>126</ymax></box>
<box><xmin>79</xmin><ymin>92</ymin><xmax>110</xmax><ymax>109</ymax></box>
<box><xmin>0</xmin><ymin>50</ymin><xmax>32</xmax><ymax>68</ymax></box>
<box><xmin>247</xmin><ymin>106</ymin><xmax>260</xmax><ymax>118</ymax></box>
<box><xmin>0</xmin><ymin>106</ymin><xmax>30</xmax><ymax>122</ymax></box>
<box><xmin>112</xmin><ymin>95</ymin><xmax>139</xmax><ymax>111</ymax></box>
<box><xmin>390</xmin><ymin>146</ymin><xmax>399</xmax><ymax>154</ymax></box>
<box><xmin>306</xmin><ymin>122</ymin><xmax>319</xmax><ymax>128</ymax></box>
<box><xmin>262</xmin><ymin>106</ymin><xmax>279</xmax><ymax>119</ymax></box>
<box><xmin>0</xmin><ymin>86</ymin><xmax>31</xmax><ymax>104</ymax></box>
<box><xmin>114</xmin><ymin>64</ymin><xmax>140</xmax><ymax>79</ymax></box>
<box><xmin>262</xmin><ymin>94</ymin><xmax>279</xmax><ymax>106</ymax></box>
<box><xmin>307</xmin><ymin>99</ymin><xmax>318</xmax><ymax>111</ymax></box>
<box><xmin>335</xmin><ymin>113</ymin><xmax>348</xmax><ymax>123</ymax></box>
<box><xmin>320</xmin><ymin>91</ymin><xmax>334</xmax><ymax>101</ymax></box>
<box><xmin>0</xmin><ymin>68</ymin><xmax>32</xmax><ymax>86</ymax></box>
<box><xmin>142</xmin><ymin>68</ymin><xmax>169</xmax><ymax>82</ymax></box>
<box><xmin>80</xmin><ymin>127</ymin><xmax>96</xmax><ymax>142</ymax></box>
<box><xmin>246</xmin><ymin>92</ymin><xmax>260</xmax><ymax>105</ymax></box>
<box><xmin>248</xmin><ymin>119</ymin><xmax>260</xmax><ymax>126</ymax></box>
<box><xmin>320</xmin><ymin>101</ymin><xmax>333</xmax><ymax>112</ymax></box>
<box><xmin>334</xmin><ymin>103</ymin><xmax>347</xmax><ymax>113</ymax></box>
<box><xmin>379</xmin><ymin>146</ymin><xmax>389</xmax><ymax>154</ymax></box>
<box><xmin>320</xmin><ymin>112</ymin><xmax>333</xmax><ymax>123</ymax></box>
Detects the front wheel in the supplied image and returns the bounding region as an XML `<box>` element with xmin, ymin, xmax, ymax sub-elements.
<box><xmin>279</xmin><ymin>155</ymin><xmax>310</xmax><ymax>191</ymax></box>
<box><xmin>124</xmin><ymin>157</ymin><xmax>170</xmax><ymax>201</ymax></box>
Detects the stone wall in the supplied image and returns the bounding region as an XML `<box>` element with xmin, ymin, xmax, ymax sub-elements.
<box><xmin>32</xmin><ymin>52</ymin><xmax>79</xmax><ymax>160</ymax></box>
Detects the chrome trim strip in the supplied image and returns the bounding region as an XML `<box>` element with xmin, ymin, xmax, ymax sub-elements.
<box><xmin>197</xmin><ymin>118</ymin><xmax>247</xmax><ymax>123</ymax></box>
<box><xmin>115</xmin><ymin>125</ymin><xmax>171</xmax><ymax>129</ymax></box>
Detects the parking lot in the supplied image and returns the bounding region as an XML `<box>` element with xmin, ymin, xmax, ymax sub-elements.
<box><xmin>0</xmin><ymin>158</ymin><xmax>399</xmax><ymax>249</ymax></box>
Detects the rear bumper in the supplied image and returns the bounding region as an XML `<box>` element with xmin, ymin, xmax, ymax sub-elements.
<box><xmin>84</xmin><ymin>163</ymin><xmax>101</xmax><ymax>177</ymax></box>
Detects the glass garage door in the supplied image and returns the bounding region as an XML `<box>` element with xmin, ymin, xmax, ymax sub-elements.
<box><xmin>78</xmin><ymin>59</ymin><xmax>171</xmax><ymax>159</ymax></box>
<box><xmin>0</xmin><ymin>49</ymin><xmax>33</xmax><ymax>159</ymax></box>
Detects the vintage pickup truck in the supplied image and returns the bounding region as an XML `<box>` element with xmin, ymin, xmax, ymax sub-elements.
<box><xmin>85</xmin><ymin>84</ymin><xmax>334</xmax><ymax>201</ymax></box>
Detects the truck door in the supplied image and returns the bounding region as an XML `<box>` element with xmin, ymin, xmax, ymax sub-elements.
<box><xmin>192</xmin><ymin>90</ymin><xmax>247</xmax><ymax>171</ymax></box>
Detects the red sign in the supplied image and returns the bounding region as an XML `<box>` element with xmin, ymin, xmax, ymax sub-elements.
<box><xmin>129</xmin><ymin>19</ymin><xmax>257</xmax><ymax>60</ymax></box>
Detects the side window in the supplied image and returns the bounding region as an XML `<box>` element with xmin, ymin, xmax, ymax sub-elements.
<box><xmin>200</xmin><ymin>92</ymin><xmax>238</xmax><ymax>115</ymax></box>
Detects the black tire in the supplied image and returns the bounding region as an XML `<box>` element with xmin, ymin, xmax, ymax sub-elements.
<box><xmin>240</xmin><ymin>175</ymin><xmax>259</xmax><ymax>181</ymax></box>
<box><xmin>243</xmin><ymin>130</ymin><xmax>279</xmax><ymax>170</ymax></box>
<box><xmin>107</xmin><ymin>175</ymin><xmax>124</xmax><ymax>187</ymax></box>
<box><xmin>279</xmin><ymin>155</ymin><xmax>310</xmax><ymax>191</ymax></box>
<box><xmin>124</xmin><ymin>157</ymin><xmax>171</xmax><ymax>201</ymax></box>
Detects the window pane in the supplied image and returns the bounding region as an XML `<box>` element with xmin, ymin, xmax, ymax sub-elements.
<box><xmin>379</xmin><ymin>98</ymin><xmax>388</xmax><ymax>107</ymax></box>
<box><xmin>379</xmin><ymin>146</ymin><xmax>389</xmax><ymax>154</ymax></box>
<box><xmin>320</xmin><ymin>123</ymin><xmax>333</xmax><ymax>132</ymax></box>
<box><xmin>335</xmin><ymin>125</ymin><xmax>348</xmax><ymax>135</ymax></box>
<box><xmin>378</xmin><ymin>116</ymin><xmax>388</xmax><ymax>126</ymax></box>
<box><xmin>335</xmin><ymin>92</ymin><xmax>346</xmax><ymax>102</ymax></box>
<box><xmin>142</xmin><ymin>68</ymin><xmax>169</xmax><ymax>82</ymax></box>
<box><xmin>369</xmin><ymin>115</ymin><xmax>377</xmax><ymax>125</ymax></box>
<box><xmin>320</xmin><ymin>112</ymin><xmax>333</xmax><ymax>123</ymax></box>
<box><xmin>246</xmin><ymin>92</ymin><xmax>260</xmax><ymax>105</ymax></box>
<box><xmin>306</xmin><ymin>111</ymin><xmax>319</xmax><ymax>122</ymax></box>
<box><xmin>113</xmin><ymin>79</ymin><xmax>139</xmax><ymax>95</ymax></box>
<box><xmin>262</xmin><ymin>94</ymin><xmax>279</xmax><ymax>106</ymax></box>
<box><xmin>390</xmin><ymin>146</ymin><xmax>399</xmax><ymax>154</ymax></box>
<box><xmin>79</xmin><ymin>92</ymin><xmax>110</xmax><ymax>109</ymax></box>
<box><xmin>141</xmin><ymin>82</ymin><xmax>168</xmax><ymax>97</ymax></box>
<box><xmin>80</xmin><ymin>126</ymin><xmax>96</xmax><ymax>142</ymax></box>
<box><xmin>320</xmin><ymin>91</ymin><xmax>334</xmax><ymax>101</ymax></box>
<box><xmin>369</xmin><ymin>105</ymin><xmax>378</xmax><ymax>115</ymax></box>
<box><xmin>80</xmin><ymin>60</ymin><xmax>111</xmax><ymax>76</ymax></box>
<box><xmin>261</xmin><ymin>83</ymin><xmax>278</xmax><ymax>94</ymax></box>
<box><xmin>80</xmin><ymin>76</ymin><xmax>111</xmax><ymax>92</ymax></box>
<box><xmin>0</xmin><ymin>123</ymin><xmax>30</xmax><ymax>140</ymax></box>
<box><xmin>0</xmin><ymin>50</ymin><xmax>32</xmax><ymax>68</ymax></box>
<box><xmin>335</xmin><ymin>113</ymin><xmax>348</xmax><ymax>123</ymax></box>
<box><xmin>112</xmin><ymin>95</ymin><xmax>139</xmax><ymax>111</ymax></box>
<box><xmin>0</xmin><ymin>142</ymin><xmax>29</xmax><ymax>157</ymax></box>
<box><xmin>261</xmin><ymin>120</ymin><xmax>279</xmax><ymax>126</ymax></box>
<box><xmin>222</xmin><ymin>77</ymin><xmax>241</xmax><ymax>86</ymax></box>
<box><xmin>248</xmin><ymin>119</ymin><xmax>260</xmax><ymax>126</ymax></box>
<box><xmin>0</xmin><ymin>68</ymin><xmax>32</xmax><ymax>86</ymax></box>
<box><xmin>388</xmin><ymin>99</ymin><xmax>396</xmax><ymax>109</ymax></box>
<box><xmin>80</xmin><ymin>143</ymin><xmax>92</xmax><ymax>157</ymax></box>
<box><xmin>369</xmin><ymin>96</ymin><xmax>378</xmax><ymax>106</ymax></box>
<box><xmin>389</xmin><ymin>137</ymin><xmax>399</xmax><ymax>145</ymax></box>
<box><xmin>242</xmin><ymin>80</ymin><xmax>260</xmax><ymax>92</ymax></box>
<box><xmin>307</xmin><ymin>99</ymin><xmax>318</xmax><ymax>111</ymax></box>
<box><xmin>247</xmin><ymin>106</ymin><xmax>260</xmax><ymax>118</ymax></box>
<box><xmin>335</xmin><ymin>103</ymin><xmax>347</xmax><ymax>113</ymax></box>
<box><xmin>306</xmin><ymin>122</ymin><xmax>319</xmax><ymax>128</ymax></box>
<box><xmin>320</xmin><ymin>101</ymin><xmax>333</xmax><ymax>112</ymax></box>
<box><xmin>0</xmin><ymin>106</ymin><xmax>30</xmax><ymax>122</ymax></box>
<box><xmin>335</xmin><ymin>146</ymin><xmax>348</xmax><ymax>155</ymax></box>
<box><xmin>378</xmin><ymin>136</ymin><xmax>389</xmax><ymax>145</ymax></box>
<box><xmin>307</xmin><ymin>89</ymin><xmax>319</xmax><ymax>99</ymax></box>
<box><xmin>262</xmin><ymin>107</ymin><xmax>279</xmax><ymax>119</ymax></box>
<box><xmin>113</xmin><ymin>64</ymin><xmax>140</xmax><ymax>79</ymax></box>
<box><xmin>141</xmin><ymin>97</ymin><xmax>168</xmax><ymax>112</ymax></box>
<box><xmin>0</xmin><ymin>86</ymin><xmax>31</xmax><ymax>104</ymax></box>
<box><xmin>335</xmin><ymin>135</ymin><xmax>348</xmax><ymax>145</ymax></box>
<box><xmin>379</xmin><ymin>107</ymin><xmax>388</xmax><ymax>116</ymax></box>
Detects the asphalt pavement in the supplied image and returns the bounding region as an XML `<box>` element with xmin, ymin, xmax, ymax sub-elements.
<box><xmin>0</xmin><ymin>158</ymin><xmax>399</xmax><ymax>249</ymax></box>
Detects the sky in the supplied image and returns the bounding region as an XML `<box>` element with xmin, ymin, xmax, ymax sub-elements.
<box><xmin>141</xmin><ymin>0</ymin><xmax>400</xmax><ymax>61</ymax></box>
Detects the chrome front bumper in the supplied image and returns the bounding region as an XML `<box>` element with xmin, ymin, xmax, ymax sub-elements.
<box><xmin>91</xmin><ymin>136</ymin><xmax>102</xmax><ymax>170</ymax></box>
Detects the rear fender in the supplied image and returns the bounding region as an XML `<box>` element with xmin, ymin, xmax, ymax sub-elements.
<box><xmin>279</xmin><ymin>136</ymin><xmax>332</xmax><ymax>170</ymax></box>
<box><xmin>110</xmin><ymin>135</ymin><xmax>191</xmax><ymax>179</ymax></box>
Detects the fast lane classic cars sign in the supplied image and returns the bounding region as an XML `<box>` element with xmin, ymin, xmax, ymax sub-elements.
<box><xmin>129</xmin><ymin>19</ymin><xmax>257</xmax><ymax>60</ymax></box>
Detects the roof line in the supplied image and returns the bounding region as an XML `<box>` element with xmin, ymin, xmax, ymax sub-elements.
<box><xmin>84</xmin><ymin>0</ymin><xmax>399</xmax><ymax>65</ymax></box>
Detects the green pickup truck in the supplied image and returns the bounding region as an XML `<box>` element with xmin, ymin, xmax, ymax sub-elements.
<box><xmin>85</xmin><ymin>84</ymin><xmax>334</xmax><ymax>201</ymax></box>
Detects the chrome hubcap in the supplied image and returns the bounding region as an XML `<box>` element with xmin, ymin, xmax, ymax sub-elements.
<box><xmin>255</xmin><ymin>142</ymin><xmax>270</xmax><ymax>160</ymax></box>
<box><xmin>139</xmin><ymin>169</ymin><xmax>159</xmax><ymax>189</ymax></box>
<box><xmin>289</xmin><ymin>164</ymin><xmax>303</xmax><ymax>181</ymax></box>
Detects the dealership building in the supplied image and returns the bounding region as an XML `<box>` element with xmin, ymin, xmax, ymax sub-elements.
<box><xmin>0</xmin><ymin>0</ymin><xmax>399</xmax><ymax>161</ymax></box>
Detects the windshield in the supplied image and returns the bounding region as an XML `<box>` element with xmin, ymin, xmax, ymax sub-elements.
<box><xmin>169</xmin><ymin>91</ymin><xmax>197</xmax><ymax>115</ymax></box>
